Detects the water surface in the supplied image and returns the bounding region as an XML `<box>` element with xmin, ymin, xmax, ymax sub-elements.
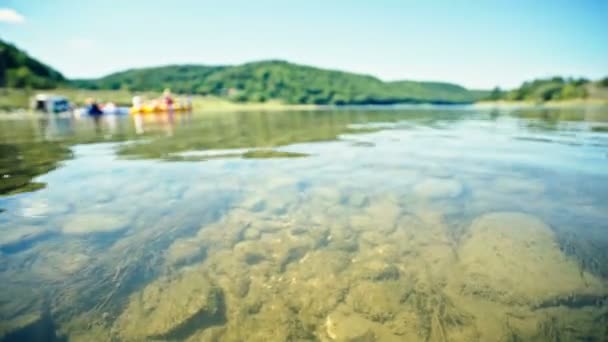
<box><xmin>0</xmin><ymin>106</ymin><xmax>607</xmax><ymax>341</ymax></box>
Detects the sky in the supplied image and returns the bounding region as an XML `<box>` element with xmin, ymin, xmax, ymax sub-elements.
<box><xmin>0</xmin><ymin>0</ymin><xmax>606</xmax><ymax>89</ymax></box>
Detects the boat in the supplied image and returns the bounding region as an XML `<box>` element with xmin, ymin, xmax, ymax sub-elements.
<box><xmin>129</xmin><ymin>103</ymin><xmax>190</xmax><ymax>115</ymax></box>
<box><xmin>31</xmin><ymin>94</ymin><xmax>71</xmax><ymax>113</ymax></box>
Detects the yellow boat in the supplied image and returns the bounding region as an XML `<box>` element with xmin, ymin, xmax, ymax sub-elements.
<box><xmin>129</xmin><ymin>104</ymin><xmax>190</xmax><ymax>115</ymax></box>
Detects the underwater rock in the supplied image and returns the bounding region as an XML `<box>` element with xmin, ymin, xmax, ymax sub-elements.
<box><xmin>0</xmin><ymin>226</ymin><xmax>54</xmax><ymax>254</ymax></box>
<box><xmin>532</xmin><ymin>293</ymin><xmax>608</xmax><ymax>310</ymax></box>
<box><xmin>115</xmin><ymin>268</ymin><xmax>225</xmax><ymax>340</ymax></box>
<box><xmin>399</xmin><ymin>282</ymin><xmax>478</xmax><ymax>341</ymax></box>
<box><xmin>296</xmin><ymin>250</ymin><xmax>352</xmax><ymax>278</ymax></box>
<box><xmin>243</xmin><ymin>227</ymin><xmax>261</xmax><ymax>240</ymax></box>
<box><xmin>32</xmin><ymin>251</ymin><xmax>91</xmax><ymax>279</ymax></box>
<box><xmin>457</xmin><ymin>212</ymin><xmax>606</xmax><ymax>305</ymax></box>
<box><xmin>350</xmin><ymin>196</ymin><xmax>401</xmax><ymax>234</ymax></box>
<box><xmin>233</xmin><ymin>240</ymin><xmax>269</xmax><ymax>266</ymax></box>
<box><xmin>325</xmin><ymin>304</ymin><xmax>402</xmax><ymax>341</ymax></box>
<box><xmin>165</xmin><ymin>238</ymin><xmax>206</xmax><ymax>267</ymax></box>
<box><xmin>358</xmin><ymin>230</ymin><xmax>392</xmax><ymax>249</ymax></box>
<box><xmin>327</xmin><ymin>225</ymin><xmax>359</xmax><ymax>252</ymax></box>
<box><xmin>350</xmin><ymin>259</ymin><xmax>400</xmax><ymax>282</ymax></box>
<box><xmin>281</xmin><ymin>250</ymin><xmax>351</xmax><ymax>319</ymax></box>
<box><xmin>343</xmin><ymin>190</ymin><xmax>369</xmax><ymax>208</ymax></box>
<box><xmin>240</xmin><ymin>192</ymin><xmax>292</xmax><ymax>215</ymax></box>
<box><xmin>530</xmin><ymin>310</ymin><xmax>608</xmax><ymax>341</ymax></box>
<box><xmin>61</xmin><ymin>214</ymin><xmax>128</xmax><ymax>235</ymax></box>
<box><xmin>197</xmin><ymin>208</ymin><xmax>292</xmax><ymax>253</ymax></box>
<box><xmin>278</xmin><ymin>244</ymin><xmax>310</xmax><ymax>272</ymax></box>
<box><xmin>308</xmin><ymin>186</ymin><xmax>343</xmax><ymax>206</ymax></box>
<box><xmin>347</xmin><ymin>281</ymin><xmax>403</xmax><ymax>323</ymax></box>
<box><xmin>413</xmin><ymin>178</ymin><xmax>462</xmax><ymax>199</ymax></box>
<box><xmin>221</xmin><ymin>296</ymin><xmax>314</xmax><ymax>341</ymax></box>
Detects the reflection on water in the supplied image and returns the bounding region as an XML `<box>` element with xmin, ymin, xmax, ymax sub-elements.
<box><xmin>0</xmin><ymin>106</ymin><xmax>607</xmax><ymax>341</ymax></box>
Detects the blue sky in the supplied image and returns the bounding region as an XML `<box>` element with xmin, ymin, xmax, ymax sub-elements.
<box><xmin>1</xmin><ymin>0</ymin><xmax>606</xmax><ymax>89</ymax></box>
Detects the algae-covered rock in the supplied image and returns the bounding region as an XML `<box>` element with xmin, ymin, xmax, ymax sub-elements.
<box><xmin>343</xmin><ymin>190</ymin><xmax>369</xmax><ymax>208</ymax></box>
<box><xmin>31</xmin><ymin>251</ymin><xmax>91</xmax><ymax>279</ymax></box>
<box><xmin>243</xmin><ymin>227</ymin><xmax>261</xmax><ymax>240</ymax></box>
<box><xmin>115</xmin><ymin>268</ymin><xmax>224</xmax><ymax>340</ymax></box>
<box><xmin>350</xmin><ymin>196</ymin><xmax>401</xmax><ymax>234</ymax></box>
<box><xmin>165</xmin><ymin>238</ymin><xmax>206</xmax><ymax>267</ymax></box>
<box><xmin>324</xmin><ymin>304</ymin><xmax>403</xmax><ymax>341</ymax></box>
<box><xmin>349</xmin><ymin>259</ymin><xmax>400</xmax><ymax>282</ymax></box>
<box><xmin>232</xmin><ymin>307</ymin><xmax>314</xmax><ymax>341</ymax></box>
<box><xmin>347</xmin><ymin>281</ymin><xmax>403</xmax><ymax>323</ymax></box>
<box><xmin>282</xmin><ymin>250</ymin><xmax>351</xmax><ymax>319</ymax></box>
<box><xmin>327</xmin><ymin>225</ymin><xmax>359</xmax><ymax>252</ymax></box>
<box><xmin>400</xmin><ymin>282</ymin><xmax>478</xmax><ymax>341</ymax></box>
<box><xmin>62</xmin><ymin>214</ymin><xmax>128</xmax><ymax>235</ymax></box>
<box><xmin>413</xmin><ymin>178</ymin><xmax>462</xmax><ymax>199</ymax></box>
<box><xmin>457</xmin><ymin>212</ymin><xmax>605</xmax><ymax>305</ymax></box>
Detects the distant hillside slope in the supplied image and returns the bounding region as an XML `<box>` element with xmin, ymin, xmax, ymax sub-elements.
<box><xmin>485</xmin><ymin>76</ymin><xmax>608</xmax><ymax>102</ymax></box>
<box><xmin>75</xmin><ymin>61</ymin><xmax>482</xmax><ymax>105</ymax></box>
<box><xmin>0</xmin><ymin>39</ymin><xmax>65</xmax><ymax>88</ymax></box>
<box><xmin>71</xmin><ymin>64</ymin><xmax>225</xmax><ymax>93</ymax></box>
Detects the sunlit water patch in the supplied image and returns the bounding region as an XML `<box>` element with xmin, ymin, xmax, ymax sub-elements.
<box><xmin>0</xmin><ymin>107</ymin><xmax>607</xmax><ymax>341</ymax></box>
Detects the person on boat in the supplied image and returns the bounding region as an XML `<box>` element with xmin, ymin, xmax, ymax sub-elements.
<box><xmin>185</xmin><ymin>94</ymin><xmax>193</xmax><ymax>111</ymax></box>
<box><xmin>86</xmin><ymin>98</ymin><xmax>104</xmax><ymax>132</ymax></box>
<box><xmin>132</xmin><ymin>95</ymin><xmax>142</xmax><ymax>113</ymax></box>
<box><xmin>132</xmin><ymin>95</ymin><xmax>144</xmax><ymax>134</ymax></box>
<box><xmin>103</xmin><ymin>101</ymin><xmax>117</xmax><ymax>115</ymax></box>
<box><xmin>163</xmin><ymin>89</ymin><xmax>175</xmax><ymax>129</ymax></box>
<box><xmin>163</xmin><ymin>88</ymin><xmax>175</xmax><ymax>113</ymax></box>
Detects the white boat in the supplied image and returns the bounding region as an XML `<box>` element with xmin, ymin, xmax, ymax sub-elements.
<box><xmin>31</xmin><ymin>94</ymin><xmax>70</xmax><ymax>113</ymax></box>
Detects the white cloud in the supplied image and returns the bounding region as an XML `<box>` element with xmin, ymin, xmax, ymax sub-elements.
<box><xmin>0</xmin><ymin>8</ymin><xmax>25</xmax><ymax>24</ymax></box>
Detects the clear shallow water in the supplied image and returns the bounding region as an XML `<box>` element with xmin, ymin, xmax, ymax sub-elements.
<box><xmin>0</xmin><ymin>106</ymin><xmax>607</xmax><ymax>341</ymax></box>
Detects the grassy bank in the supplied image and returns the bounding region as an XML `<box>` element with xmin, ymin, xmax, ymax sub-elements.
<box><xmin>0</xmin><ymin>88</ymin><xmax>316</xmax><ymax>113</ymax></box>
<box><xmin>4</xmin><ymin>87</ymin><xmax>607</xmax><ymax>115</ymax></box>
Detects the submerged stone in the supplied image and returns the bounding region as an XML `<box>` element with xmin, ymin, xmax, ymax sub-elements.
<box><xmin>115</xmin><ymin>268</ymin><xmax>225</xmax><ymax>340</ymax></box>
<box><xmin>457</xmin><ymin>212</ymin><xmax>605</xmax><ymax>305</ymax></box>
<box><xmin>61</xmin><ymin>214</ymin><xmax>128</xmax><ymax>235</ymax></box>
<box><xmin>325</xmin><ymin>304</ymin><xmax>403</xmax><ymax>341</ymax></box>
<box><xmin>347</xmin><ymin>281</ymin><xmax>403</xmax><ymax>322</ymax></box>
<box><xmin>350</xmin><ymin>196</ymin><xmax>401</xmax><ymax>234</ymax></box>
<box><xmin>165</xmin><ymin>238</ymin><xmax>206</xmax><ymax>267</ymax></box>
<box><xmin>243</xmin><ymin>227</ymin><xmax>261</xmax><ymax>240</ymax></box>
<box><xmin>32</xmin><ymin>251</ymin><xmax>91</xmax><ymax>279</ymax></box>
<box><xmin>413</xmin><ymin>178</ymin><xmax>463</xmax><ymax>199</ymax></box>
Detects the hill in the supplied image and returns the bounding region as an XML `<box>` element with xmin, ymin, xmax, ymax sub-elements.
<box><xmin>0</xmin><ymin>39</ymin><xmax>65</xmax><ymax>88</ymax></box>
<box><xmin>74</xmin><ymin>61</ymin><xmax>481</xmax><ymax>105</ymax></box>
<box><xmin>0</xmin><ymin>40</ymin><xmax>483</xmax><ymax>105</ymax></box>
<box><xmin>484</xmin><ymin>76</ymin><xmax>608</xmax><ymax>102</ymax></box>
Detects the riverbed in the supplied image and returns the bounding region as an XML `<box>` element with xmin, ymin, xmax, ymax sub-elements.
<box><xmin>0</xmin><ymin>106</ymin><xmax>607</xmax><ymax>341</ymax></box>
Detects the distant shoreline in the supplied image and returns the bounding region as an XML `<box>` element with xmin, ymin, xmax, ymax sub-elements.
<box><xmin>3</xmin><ymin>86</ymin><xmax>607</xmax><ymax>116</ymax></box>
<box><xmin>474</xmin><ymin>99</ymin><xmax>608</xmax><ymax>108</ymax></box>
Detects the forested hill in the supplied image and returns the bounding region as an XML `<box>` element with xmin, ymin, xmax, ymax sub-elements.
<box><xmin>0</xmin><ymin>39</ymin><xmax>65</xmax><ymax>88</ymax></box>
<box><xmin>73</xmin><ymin>61</ymin><xmax>480</xmax><ymax>105</ymax></box>
<box><xmin>1</xmin><ymin>39</ymin><xmax>481</xmax><ymax>104</ymax></box>
<box><xmin>485</xmin><ymin>76</ymin><xmax>608</xmax><ymax>102</ymax></box>
<box><xmin>3</xmin><ymin>39</ymin><xmax>606</xmax><ymax>105</ymax></box>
